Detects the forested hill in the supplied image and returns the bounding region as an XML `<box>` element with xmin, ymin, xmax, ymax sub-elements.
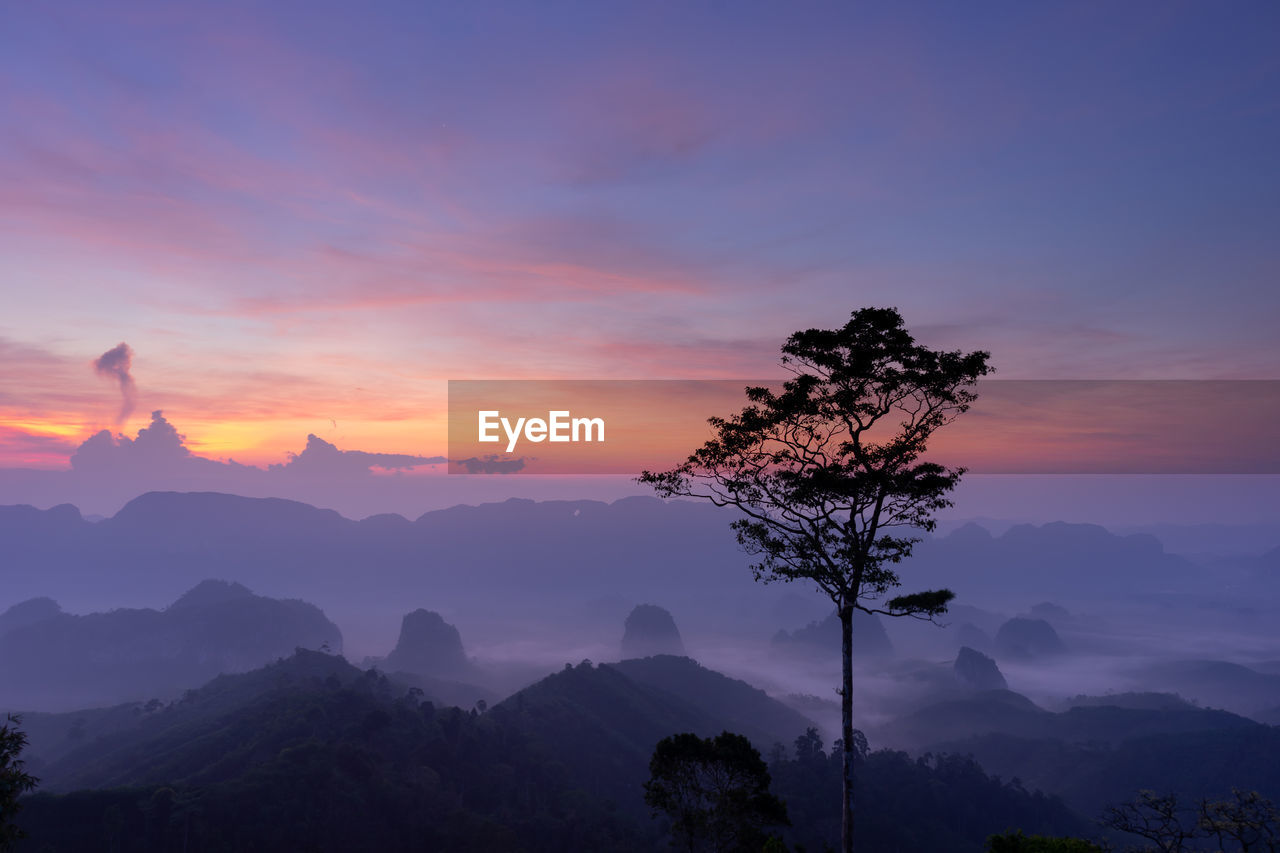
<box><xmin>15</xmin><ymin>650</ymin><xmax>1091</xmax><ymax>852</ymax></box>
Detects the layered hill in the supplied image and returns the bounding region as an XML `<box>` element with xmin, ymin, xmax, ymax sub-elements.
<box><xmin>0</xmin><ymin>580</ymin><xmax>341</xmax><ymax>711</ymax></box>
<box><xmin>874</xmin><ymin>687</ymin><xmax>1280</xmax><ymax>817</ymax></box>
<box><xmin>16</xmin><ymin>649</ymin><xmax>1092</xmax><ymax>852</ymax></box>
<box><xmin>609</xmin><ymin>654</ymin><xmax>813</xmax><ymax>750</ymax></box>
<box><xmin>0</xmin><ymin>493</ymin><xmax>1234</xmax><ymax>643</ymax></box>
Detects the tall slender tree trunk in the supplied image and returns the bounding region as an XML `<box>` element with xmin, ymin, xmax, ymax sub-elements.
<box><xmin>840</xmin><ymin>604</ymin><xmax>855</xmax><ymax>853</ymax></box>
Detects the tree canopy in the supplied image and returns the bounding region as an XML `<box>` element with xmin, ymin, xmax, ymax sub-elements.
<box><xmin>640</xmin><ymin>306</ymin><xmax>991</xmax><ymax>619</ymax></box>
<box><xmin>644</xmin><ymin>731</ymin><xmax>788</xmax><ymax>853</ymax></box>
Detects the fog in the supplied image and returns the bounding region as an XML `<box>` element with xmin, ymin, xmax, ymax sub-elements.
<box><xmin>4</xmin><ymin>484</ymin><xmax>1278</xmax><ymax>740</ymax></box>
<box><xmin>2</xmin><ymin>477</ymin><xmax>1278</xmax><ymax>853</ymax></box>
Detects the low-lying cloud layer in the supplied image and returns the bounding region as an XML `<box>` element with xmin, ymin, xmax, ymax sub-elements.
<box><xmin>72</xmin><ymin>410</ymin><xmax>447</xmax><ymax>479</ymax></box>
<box><xmin>0</xmin><ymin>410</ymin><xmax>593</xmax><ymax>518</ymax></box>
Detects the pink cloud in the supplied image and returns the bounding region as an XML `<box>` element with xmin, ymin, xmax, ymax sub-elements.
<box><xmin>0</xmin><ymin>425</ymin><xmax>80</xmax><ymax>469</ymax></box>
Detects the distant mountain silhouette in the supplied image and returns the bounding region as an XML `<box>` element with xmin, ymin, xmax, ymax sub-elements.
<box><xmin>907</xmin><ymin>520</ymin><xmax>1209</xmax><ymax>606</ymax></box>
<box><xmin>933</xmin><ymin>723</ymin><xmax>1280</xmax><ymax>817</ymax></box>
<box><xmin>493</xmin><ymin>661</ymin><xmax>732</xmax><ymax>804</ymax></box>
<box><xmin>0</xmin><ymin>502</ymin><xmax>87</xmax><ymax>542</ymax></box>
<box><xmin>954</xmin><ymin>646</ymin><xmax>1007</xmax><ymax>691</ymax></box>
<box><xmin>23</xmin><ymin>649</ymin><xmax>371</xmax><ymax>791</ymax></box>
<box><xmin>1063</xmin><ymin>692</ymin><xmax>1196</xmax><ymax>712</ymax></box>
<box><xmin>945</xmin><ymin>521</ymin><xmax>995</xmax><ymax>546</ymax></box>
<box><xmin>0</xmin><ymin>493</ymin><xmax>1248</xmax><ymax>651</ymax></box>
<box><xmin>619</xmin><ymin>604</ymin><xmax>685</xmax><ymax>658</ymax></box>
<box><xmin>994</xmin><ymin>617</ymin><xmax>1065</xmax><ymax>659</ymax></box>
<box><xmin>0</xmin><ymin>580</ymin><xmax>341</xmax><ymax>711</ymax></box>
<box><xmin>1134</xmin><ymin>659</ymin><xmax>1280</xmax><ymax>719</ymax></box>
<box><xmin>170</xmin><ymin>579</ymin><xmax>256</xmax><ymax>609</ymax></box>
<box><xmin>954</xmin><ymin>623</ymin><xmax>993</xmax><ymax>653</ymax></box>
<box><xmin>1113</xmin><ymin>522</ymin><xmax>1280</xmax><ymax>560</ymax></box>
<box><xmin>609</xmin><ymin>654</ymin><xmax>813</xmax><ymax>747</ymax></box>
<box><xmin>876</xmin><ymin>690</ymin><xmax>1048</xmax><ymax>747</ymax></box>
<box><xmin>1028</xmin><ymin>601</ymin><xmax>1070</xmax><ymax>623</ymax></box>
<box><xmin>382</xmin><ymin>609</ymin><xmax>471</xmax><ymax>679</ymax></box>
<box><xmin>878</xmin><ymin>689</ymin><xmax>1257</xmax><ymax>752</ymax></box>
<box><xmin>488</xmin><ymin>656</ymin><xmax>816</xmax><ymax>814</ymax></box>
<box><xmin>0</xmin><ymin>596</ymin><xmax>61</xmax><ymax>636</ymax></box>
<box><xmin>108</xmin><ymin>490</ymin><xmax>348</xmax><ymax>539</ymax></box>
<box><xmin>366</xmin><ymin>610</ymin><xmax>497</xmax><ymax>708</ymax></box>
<box><xmin>772</xmin><ymin>609</ymin><xmax>893</xmax><ymax>658</ymax></box>
<box><xmin>0</xmin><ymin>493</ymin><xmax>803</xmax><ymax>637</ymax></box>
<box><xmin>23</xmin><ymin>648</ymin><xmax>808</xmax><ymax>795</ymax></box>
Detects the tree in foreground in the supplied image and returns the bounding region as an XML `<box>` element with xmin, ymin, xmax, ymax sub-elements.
<box><xmin>644</xmin><ymin>731</ymin><xmax>789</xmax><ymax>852</ymax></box>
<box><xmin>1200</xmin><ymin>789</ymin><xmax>1280</xmax><ymax>851</ymax></box>
<box><xmin>641</xmin><ymin>306</ymin><xmax>991</xmax><ymax>853</ymax></box>
<box><xmin>1</xmin><ymin>714</ymin><xmax>39</xmax><ymax>852</ymax></box>
<box><xmin>1102</xmin><ymin>788</ymin><xmax>1280</xmax><ymax>852</ymax></box>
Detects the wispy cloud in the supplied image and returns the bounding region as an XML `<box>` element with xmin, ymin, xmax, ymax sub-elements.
<box><xmin>92</xmin><ymin>343</ymin><xmax>136</xmax><ymax>423</ymax></box>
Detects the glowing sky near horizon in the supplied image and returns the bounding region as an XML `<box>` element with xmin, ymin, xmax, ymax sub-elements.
<box><xmin>2</xmin><ymin>1</ymin><xmax>1278</xmax><ymax>468</ymax></box>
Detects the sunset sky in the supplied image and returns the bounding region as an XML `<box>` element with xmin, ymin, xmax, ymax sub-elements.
<box><xmin>2</xmin><ymin>1</ymin><xmax>1278</xmax><ymax>469</ymax></box>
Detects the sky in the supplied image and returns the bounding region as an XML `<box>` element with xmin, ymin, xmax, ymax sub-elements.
<box><xmin>1</xmin><ymin>1</ymin><xmax>1278</xmax><ymax>474</ymax></box>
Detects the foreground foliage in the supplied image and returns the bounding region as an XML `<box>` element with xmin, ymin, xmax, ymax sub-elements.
<box><xmin>1102</xmin><ymin>788</ymin><xmax>1280</xmax><ymax>852</ymax></box>
<box><xmin>1</xmin><ymin>715</ymin><xmax>39</xmax><ymax>853</ymax></box>
<box><xmin>986</xmin><ymin>830</ymin><xmax>1105</xmax><ymax>852</ymax></box>
<box><xmin>645</xmin><ymin>731</ymin><xmax>788</xmax><ymax>852</ymax></box>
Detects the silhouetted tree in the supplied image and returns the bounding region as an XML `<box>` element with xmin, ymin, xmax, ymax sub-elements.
<box><xmin>1103</xmin><ymin>788</ymin><xmax>1280</xmax><ymax>852</ymax></box>
<box><xmin>1</xmin><ymin>714</ymin><xmax>39</xmax><ymax>852</ymax></box>
<box><xmin>642</xmin><ymin>306</ymin><xmax>991</xmax><ymax>852</ymax></box>
<box><xmin>1105</xmin><ymin>790</ymin><xmax>1200</xmax><ymax>852</ymax></box>
<box><xmin>1199</xmin><ymin>789</ymin><xmax>1280</xmax><ymax>851</ymax></box>
<box><xmin>794</xmin><ymin>727</ymin><xmax>825</xmax><ymax>764</ymax></box>
<box><xmin>644</xmin><ymin>731</ymin><xmax>789</xmax><ymax>852</ymax></box>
